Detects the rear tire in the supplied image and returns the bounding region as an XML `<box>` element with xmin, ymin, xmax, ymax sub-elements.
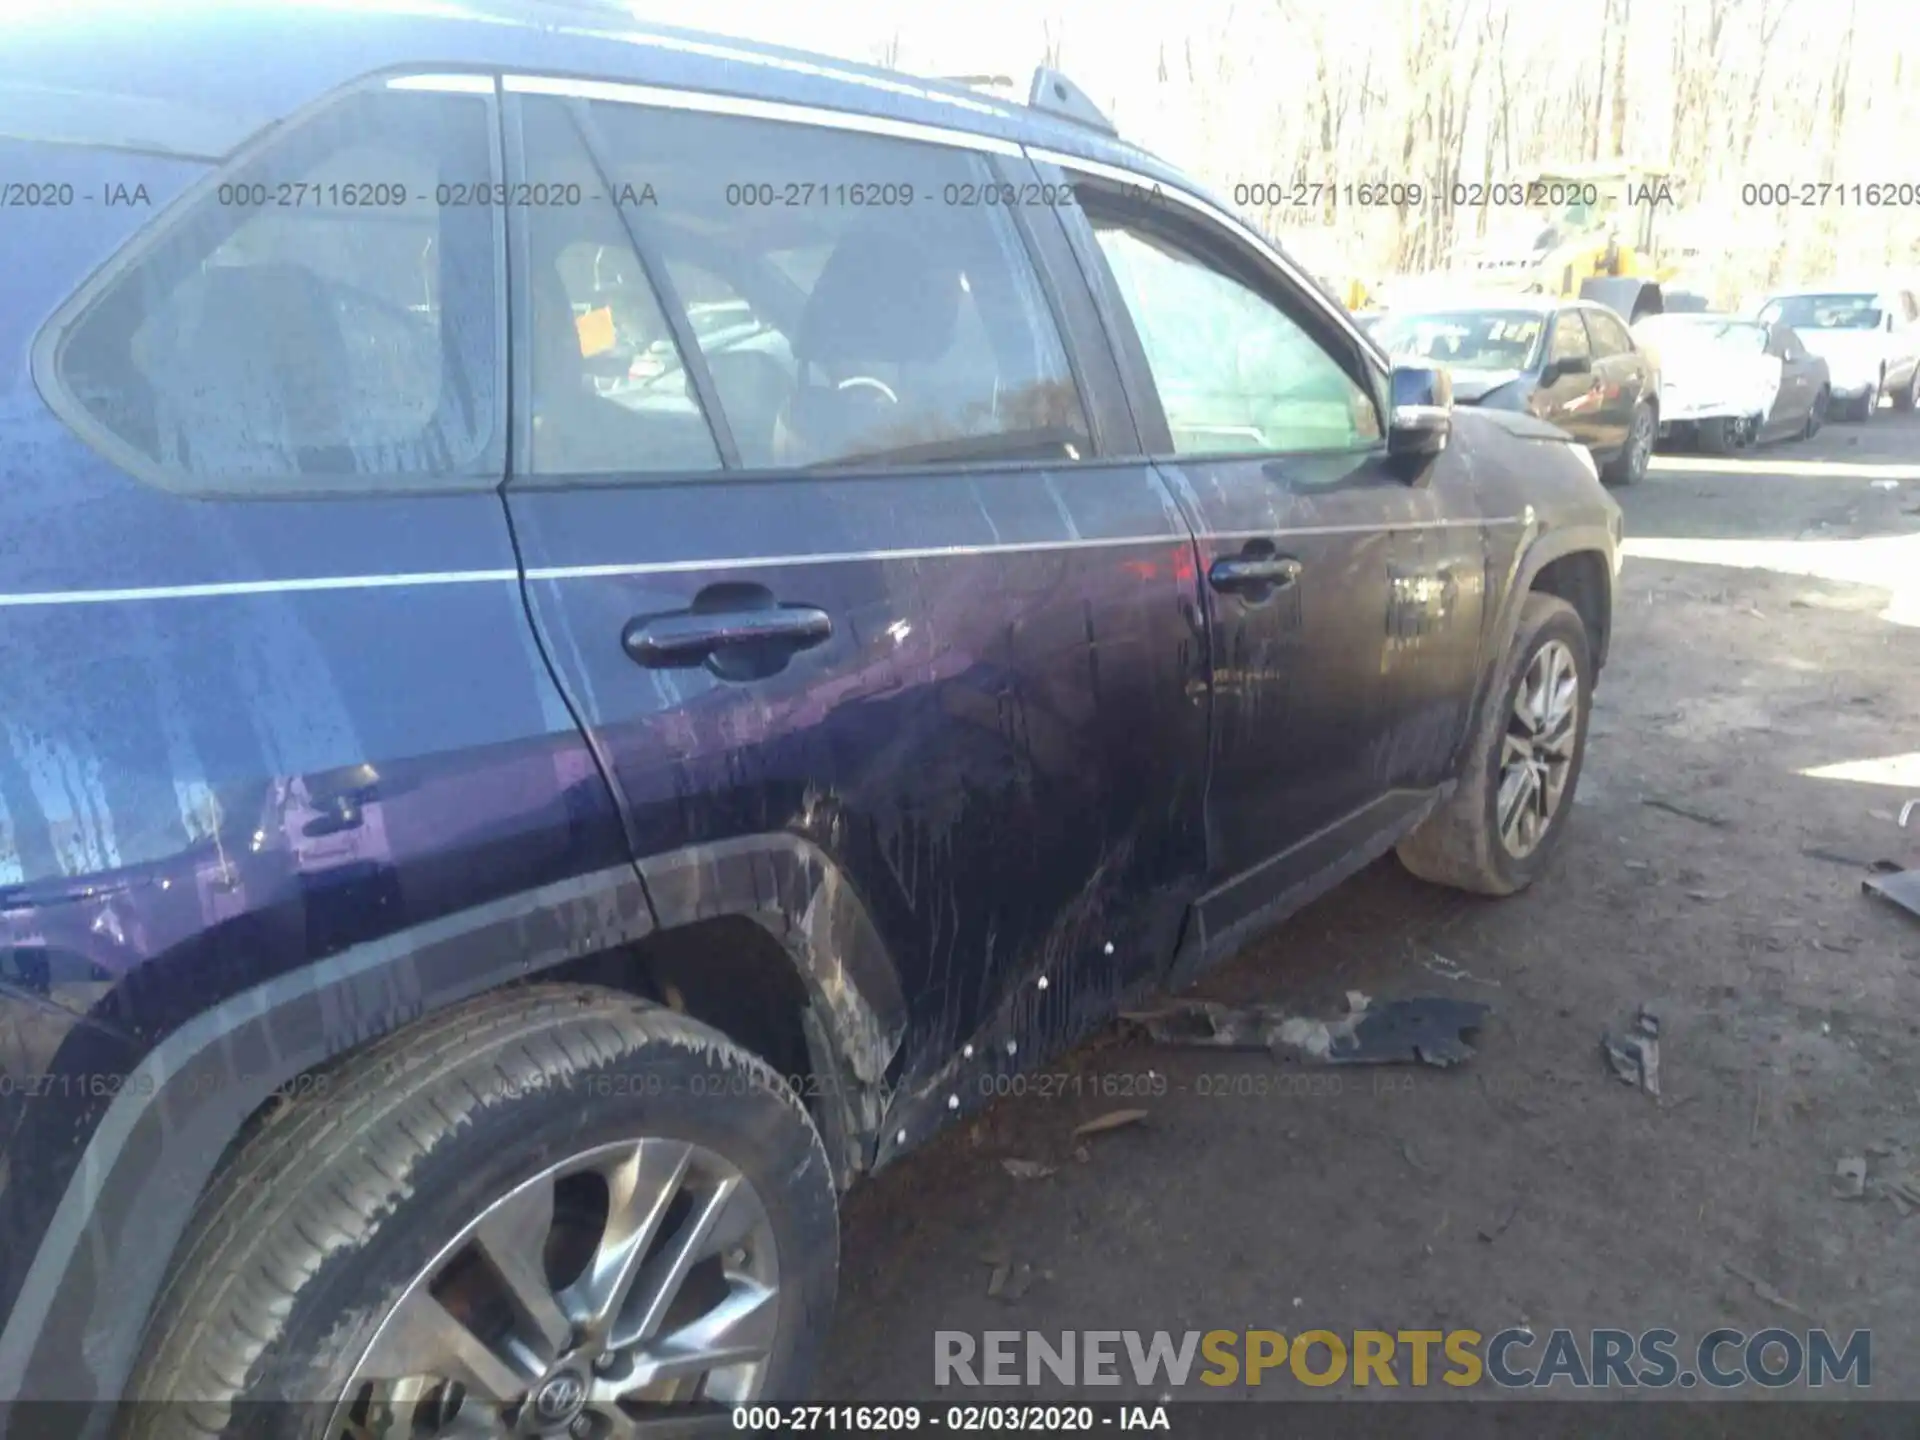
<box><xmin>1602</xmin><ymin>402</ymin><xmax>1654</xmax><ymax>486</ymax></box>
<box><xmin>1896</xmin><ymin>367</ymin><xmax>1920</xmax><ymax>412</ymax></box>
<box><xmin>1804</xmin><ymin>388</ymin><xmax>1827</xmax><ymax>439</ymax></box>
<box><xmin>1396</xmin><ymin>594</ymin><xmax>1593</xmax><ymax>897</ymax></box>
<box><xmin>1696</xmin><ymin>416</ymin><xmax>1734</xmax><ymax>455</ymax></box>
<box><xmin>121</xmin><ymin>985</ymin><xmax>839</xmax><ymax>1440</ymax></box>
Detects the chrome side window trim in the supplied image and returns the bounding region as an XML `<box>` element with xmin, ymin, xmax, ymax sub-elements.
<box><xmin>1024</xmin><ymin>144</ymin><xmax>1389</xmax><ymax>378</ymax></box>
<box><xmin>501</xmin><ymin>74</ymin><xmax>1023</xmax><ymax>157</ymax></box>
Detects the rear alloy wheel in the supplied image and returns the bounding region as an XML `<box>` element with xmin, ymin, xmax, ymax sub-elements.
<box><xmin>1804</xmin><ymin>387</ymin><xmax>1827</xmax><ymax>439</ymax></box>
<box><xmin>121</xmin><ymin>986</ymin><xmax>839</xmax><ymax>1440</ymax></box>
<box><xmin>1396</xmin><ymin>593</ymin><xmax>1593</xmax><ymax>896</ymax></box>
<box><xmin>1696</xmin><ymin>415</ymin><xmax>1735</xmax><ymax>455</ymax></box>
<box><xmin>1603</xmin><ymin>403</ymin><xmax>1654</xmax><ymax>485</ymax></box>
<box><xmin>337</xmin><ymin>1138</ymin><xmax>783</xmax><ymax>1433</ymax></box>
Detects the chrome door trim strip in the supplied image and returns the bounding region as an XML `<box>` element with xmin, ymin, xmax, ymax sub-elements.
<box><xmin>0</xmin><ymin>520</ymin><xmax>1534</xmax><ymax>606</ymax></box>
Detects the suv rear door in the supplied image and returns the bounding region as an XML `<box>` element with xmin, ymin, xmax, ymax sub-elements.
<box><xmin>1535</xmin><ymin>308</ymin><xmax>1607</xmax><ymax>452</ymax></box>
<box><xmin>1579</xmin><ymin>305</ymin><xmax>1643</xmax><ymax>451</ymax></box>
<box><xmin>1035</xmin><ymin>157</ymin><xmax>1485</xmax><ymax>969</ymax></box>
<box><xmin>495</xmin><ymin>80</ymin><xmax>1209</xmax><ymax>1151</ymax></box>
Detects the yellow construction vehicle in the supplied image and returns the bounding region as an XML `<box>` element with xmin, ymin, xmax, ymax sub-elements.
<box><xmin>1456</xmin><ymin>162</ymin><xmax>1682</xmax><ymax>321</ymax></box>
<box><xmin>1269</xmin><ymin>226</ymin><xmax>1374</xmax><ymax>313</ymax></box>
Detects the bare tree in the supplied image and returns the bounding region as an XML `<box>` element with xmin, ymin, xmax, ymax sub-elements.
<box><xmin>1607</xmin><ymin>0</ymin><xmax>1631</xmax><ymax>157</ymax></box>
<box><xmin>646</xmin><ymin>0</ymin><xmax>1920</xmax><ymax>303</ymax></box>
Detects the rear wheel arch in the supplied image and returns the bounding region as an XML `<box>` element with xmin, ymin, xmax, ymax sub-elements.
<box><xmin>0</xmin><ymin>840</ymin><xmax>904</xmax><ymax>1410</ymax></box>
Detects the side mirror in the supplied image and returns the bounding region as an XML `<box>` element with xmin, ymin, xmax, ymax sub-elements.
<box><xmin>1388</xmin><ymin>363</ymin><xmax>1452</xmax><ymax>460</ymax></box>
<box><xmin>1545</xmin><ymin>353</ymin><xmax>1592</xmax><ymax>382</ymax></box>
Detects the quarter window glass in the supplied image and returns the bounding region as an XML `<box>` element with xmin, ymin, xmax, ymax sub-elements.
<box><xmin>523</xmin><ymin>96</ymin><xmax>1091</xmax><ymax>472</ymax></box>
<box><xmin>1548</xmin><ymin>314</ymin><xmax>1592</xmax><ymax>363</ymax></box>
<box><xmin>1090</xmin><ymin>220</ymin><xmax>1379</xmax><ymax>456</ymax></box>
<box><xmin>1586</xmin><ymin>311</ymin><xmax>1632</xmax><ymax>356</ymax></box>
<box><xmin>51</xmin><ymin>86</ymin><xmax>502</xmax><ymax>490</ymax></box>
<box><xmin>518</xmin><ymin>98</ymin><xmax>722</xmax><ymax>476</ymax></box>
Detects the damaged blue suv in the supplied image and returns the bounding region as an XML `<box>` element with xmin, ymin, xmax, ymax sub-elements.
<box><xmin>0</xmin><ymin>2</ymin><xmax>1622</xmax><ymax>1432</ymax></box>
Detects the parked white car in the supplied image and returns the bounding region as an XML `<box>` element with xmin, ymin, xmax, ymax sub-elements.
<box><xmin>1631</xmin><ymin>313</ymin><xmax>1833</xmax><ymax>451</ymax></box>
<box><xmin>1634</xmin><ymin>315</ymin><xmax>1778</xmax><ymax>451</ymax></box>
<box><xmin>1752</xmin><ymin>283</ymin><xmax>1920</xmax><ymax>420</ymax></box>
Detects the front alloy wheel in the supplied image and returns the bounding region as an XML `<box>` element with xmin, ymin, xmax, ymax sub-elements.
<box><xmin>1496</xmin><ymin>639</ymin><xmax>1580</xmax><ymax>859</ymax></box>
<box><xmin>1394</xmin><ymin>593</ymin><xmax>1593</xmax><ymax>896</ymax></box>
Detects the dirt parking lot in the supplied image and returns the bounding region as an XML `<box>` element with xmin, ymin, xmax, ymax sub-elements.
<box><xmin>822</xmin><ymin>408</ymin><xmax>1920</xmax><ymax>1402</ymax></box>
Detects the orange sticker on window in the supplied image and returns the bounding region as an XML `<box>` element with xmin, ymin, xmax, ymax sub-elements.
<box><xmin>575</xmin><ymin>306</ymin><xmax>616</xmax><ymax>357</ymax></box>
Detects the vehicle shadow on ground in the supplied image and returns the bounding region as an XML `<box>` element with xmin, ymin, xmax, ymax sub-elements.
<box><xmin>1636</xmin><ymin>409</ymin><xmax>1920</xmax><ymax>544</ymax></box>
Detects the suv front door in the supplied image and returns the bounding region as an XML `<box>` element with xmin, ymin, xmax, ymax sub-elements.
<box><xmin>1043</xmin><ymin>162</ymin><xmax>1485</xmax><ymax>969</ymax></box>
<box><xmin>496</xmin><ymin>83</ymin><xmax>1209</xmax><ymax>1160</ymax></box>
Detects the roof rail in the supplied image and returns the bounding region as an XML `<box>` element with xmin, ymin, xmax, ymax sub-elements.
<box><xmin>1026</xmin><ymin>67</ymin><xmax>1118</xmax><ymax>137</ymax></box>
<box><xmin>512</xmin><ymin>0</ymin><xmax>647</xmax><ymax>19</ymax></box>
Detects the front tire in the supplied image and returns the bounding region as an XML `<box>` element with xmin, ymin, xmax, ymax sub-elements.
<box><xmin>1396</xmin><ymin>594</ymin><xmax>1593</xmax><ymax>897</ymax></box>
<box><xmin>121</xmin><ymin>986</ymin><xmax>839</xmax><ymax>1440</ymax></box>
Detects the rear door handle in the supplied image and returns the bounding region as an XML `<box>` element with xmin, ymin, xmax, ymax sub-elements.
<box><xmin>623</xmin><ymin>606</ymin><xmax>832</xmax><ymax>668</ymax></box>
<box><xmin>1208</xmin><ymin>555</ymin><xmax>1304</xmax><ymax>593</ymax></box>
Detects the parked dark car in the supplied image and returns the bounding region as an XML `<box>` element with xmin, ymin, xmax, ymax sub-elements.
<box><xmin>1371</xmin><ymin>296</ymin><xmax>1660</xmax><ymax>486</ymax></box>
<box><xmin>0</xmin><ymin>4</ymin><xmax>1622</xmax><ymax>1430</ymax></box>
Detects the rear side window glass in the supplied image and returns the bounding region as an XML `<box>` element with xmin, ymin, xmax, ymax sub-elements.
<box><xmin>1585</xmin><ymin>310</ymin><xmax>1633</xmax><ymax>356</ymax></box>
<box><xmin>43</xmin><ymin>84</ymin><xmax>504</xmax><ymax>493</ymax></box>
<box><xmin>523</xmin><ymin>94</ymin><xmax>1091</xmax><ymax>473</ymax></box>
<box><xmin>1548</xmin><ymin>313</ymin><xmax>1592</xmax><ymax>363</ymax></box>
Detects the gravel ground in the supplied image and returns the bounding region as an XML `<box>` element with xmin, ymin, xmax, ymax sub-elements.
<box><xmin>822</xmin><ymin>405</ymin><xmax>1920</xmax><ymax>1404</ymax></box>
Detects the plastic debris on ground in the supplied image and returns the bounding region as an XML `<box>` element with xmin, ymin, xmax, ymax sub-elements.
<box><xmin>1602</xmin><ymin>1005</ymin><xmax>1662</xmax><ymax>1097</ymax></box>
<box><xmin>1123</xmin><ymin>994</ymin><xmax>1490</xmax><ymax>1067</ymax></box>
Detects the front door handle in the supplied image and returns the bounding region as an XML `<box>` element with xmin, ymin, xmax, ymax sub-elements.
<box><xmin>623</xmin><ymin>605</ymin><xmax>832</xmax><ymax>669</ymax></box>
<box><xmin>1209</xmin><ymin>554</ymin><xmax>1304</xmax><ymax>594</ymax></box>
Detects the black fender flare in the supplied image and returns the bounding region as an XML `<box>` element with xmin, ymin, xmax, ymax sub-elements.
<box><xmin>1459</xmin><ymin>517</ymin><xmax>1617</xmax><ymax>772</ymax></box>
<box><xmin>636</xmin><ymin>835</ymin><xmax>909</xmax><ymax>1186</ymax></box>
<box><xmin>0</xmin><ymin>840</ymin><xmax>906</xmax><ymax>1416</ymax></box>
